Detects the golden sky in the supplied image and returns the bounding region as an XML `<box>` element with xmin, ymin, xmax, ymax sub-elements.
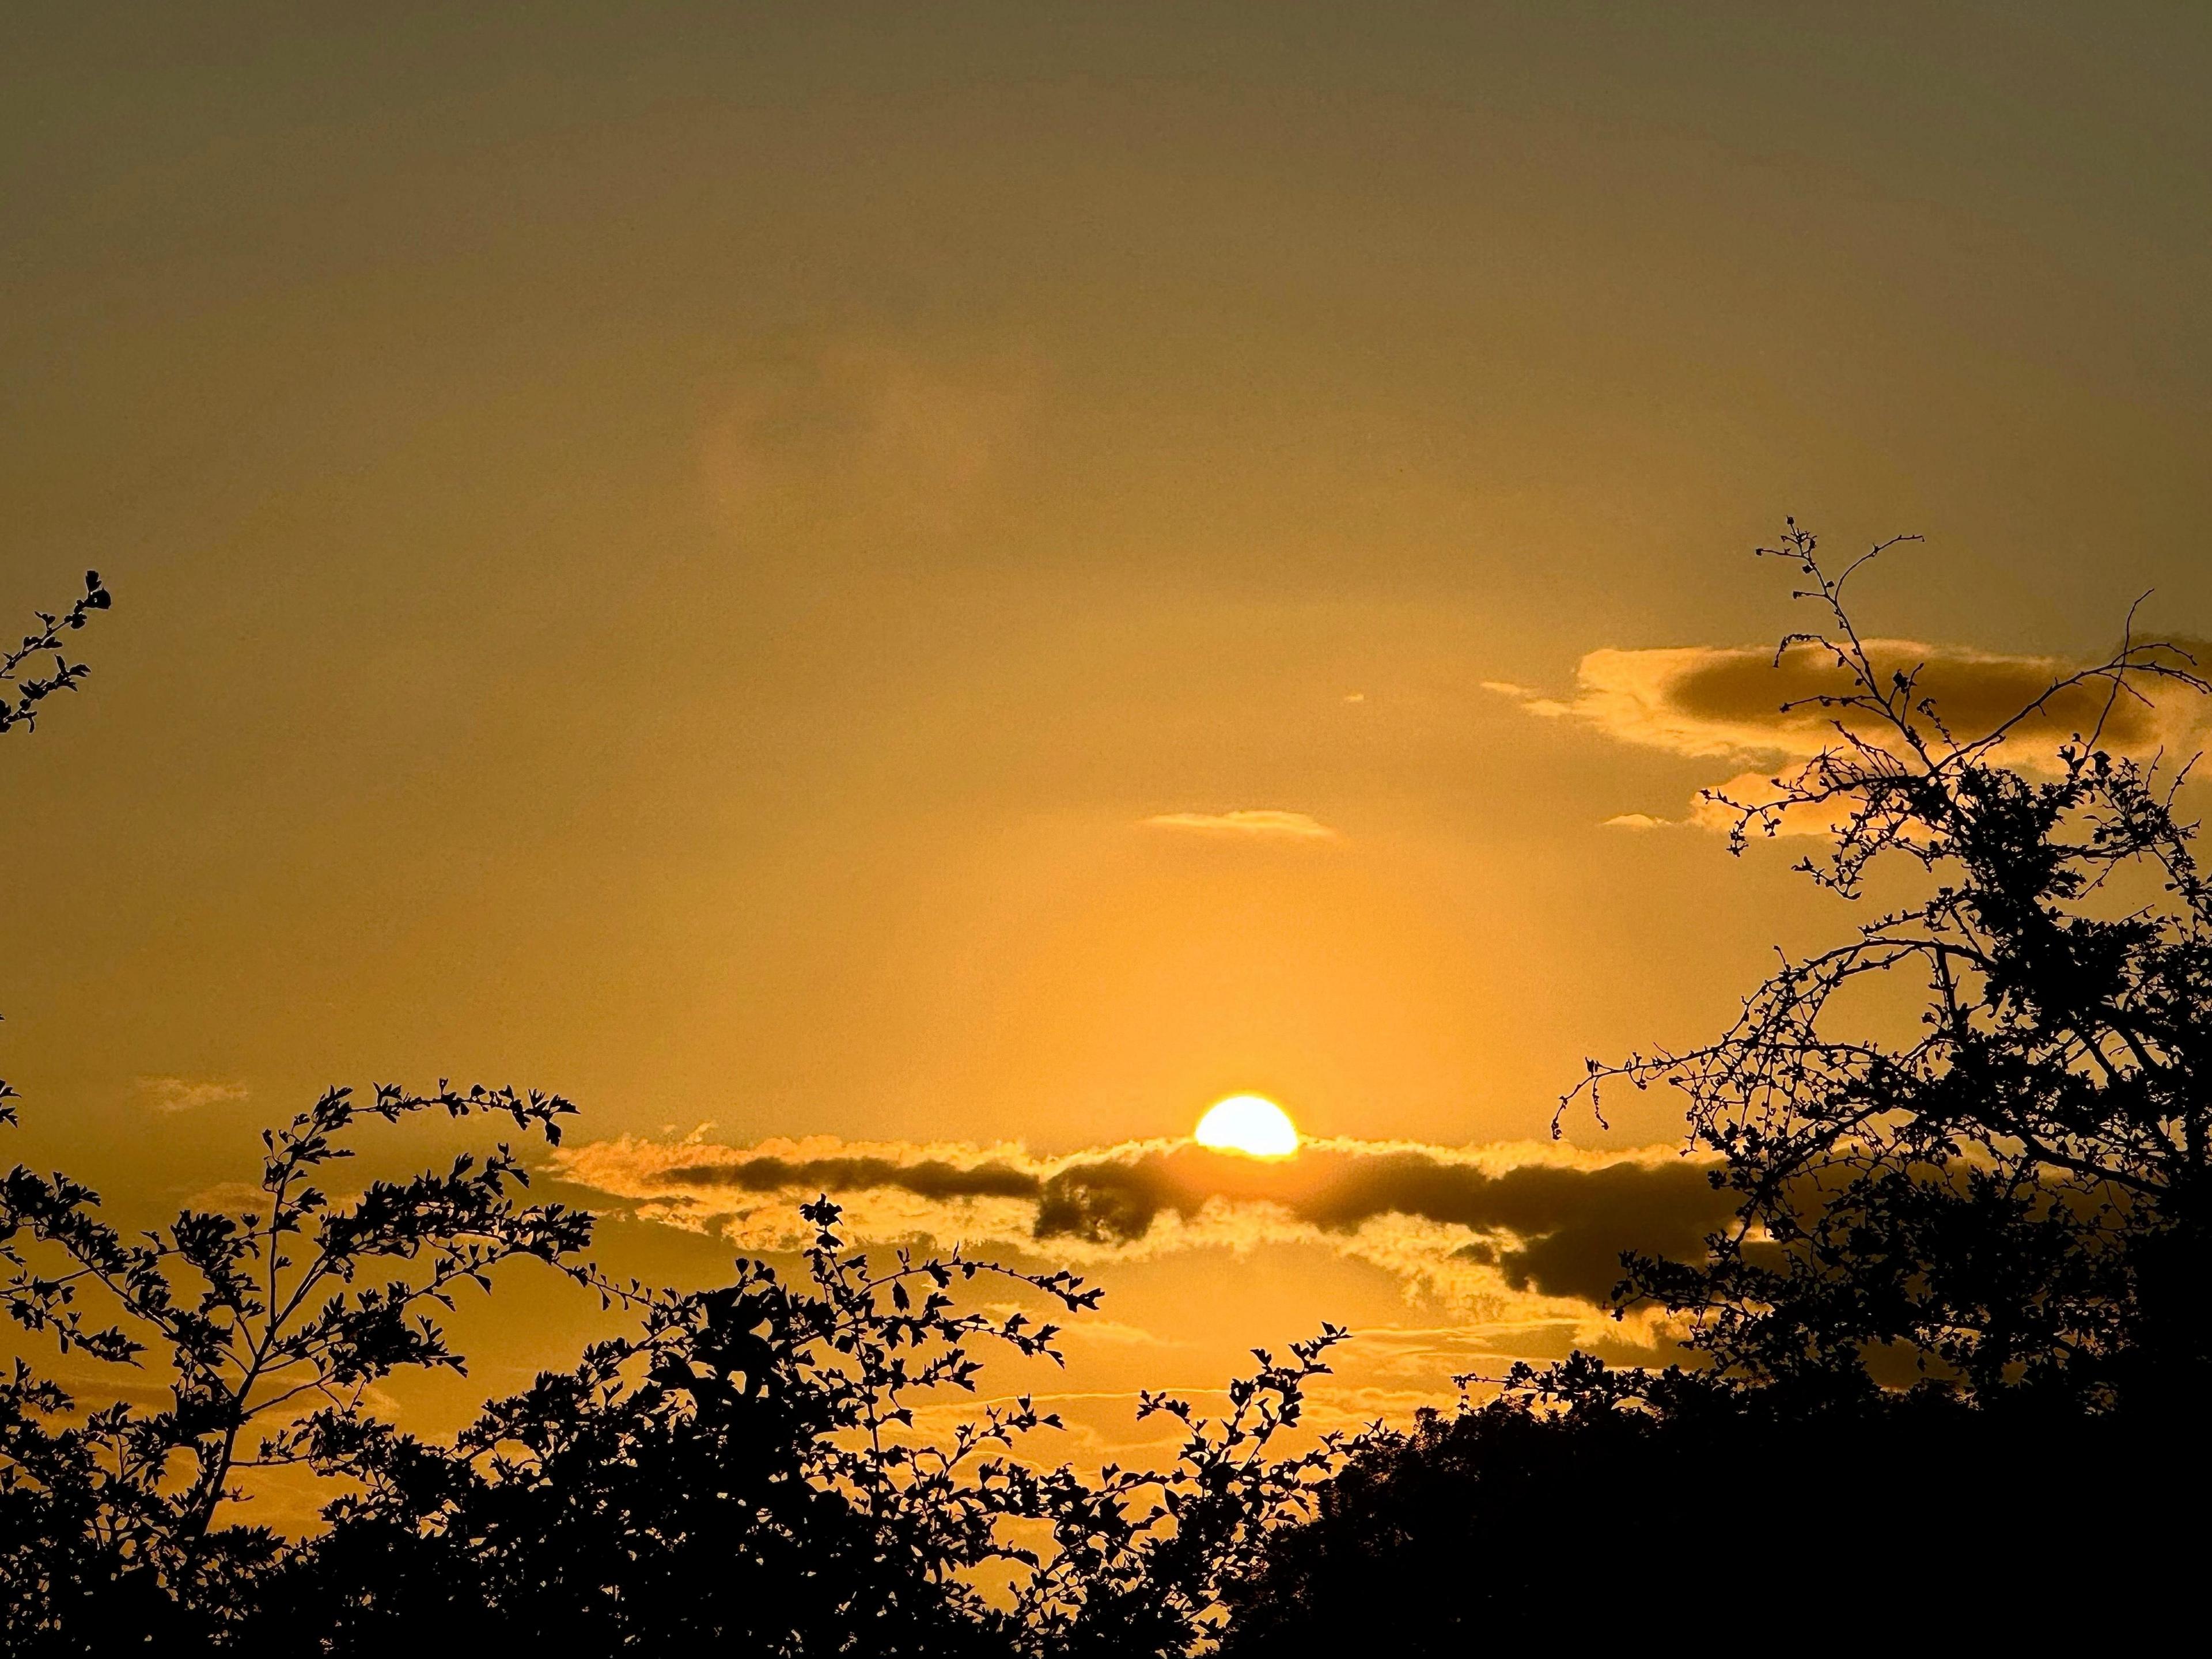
<box><xmin>6</xmin><ymin>3</ymin><xmax>2212</xmax><ymax>1479</ymax></box>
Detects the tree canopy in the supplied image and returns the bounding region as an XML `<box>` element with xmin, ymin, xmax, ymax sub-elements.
<box><xmin>1225</xmin><ymin>526</ymin><xmax>2212</xmax><ymax>1647</ymax></box>
<box><xmin>1588</xmin><ymin>524</ymin><xmax>2212</xmax><ymax>1411</ymax></box>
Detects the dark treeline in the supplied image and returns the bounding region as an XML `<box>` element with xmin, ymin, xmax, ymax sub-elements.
<box><xmin>6</xmin><ymin>530</ymin><xmax>2211</xmax><ymax>1653</ymax></box>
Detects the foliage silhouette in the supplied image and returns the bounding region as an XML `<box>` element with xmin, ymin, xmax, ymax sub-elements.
<box><xmin>1</xmin><ymin>569</ymin><xmax>114</xmax><ymax>1149</ymax></box>
<box><xmin>1</xmin><ymin>576</ymin><xmax>584</xmax><ymax>1642</ymax></box>
<box><xmin>250</xmin><ymin>1199</ymin><xmax>1353</xmax><ymax>1656</ymax></box>
<box><xmin>0</xmin><ymin>591</ymin><xmax>1354</xmax><ymax>1650</ymax></box>
<box><xmin>2</xmin><ymin>1077</ymin><xmax>593</xmax><ymax>1646</ymax></box>
<box><xmin>1223</xmin><ymin>525</ymin><xmax>2212</xmax><ymax>1648</ymax></box>
<box><xmin>7</xmin><ymin>1138</ymin><xmax>1350</xmax><ymax>1653</ymax></box>
<box><xmin>1574</xmin><ymin>522</ymin><xmax>2212</xmax><ymax>1410</ymax></box>
<box><xmin>251</xmin><ymin>1195</ymin><xmax>1094</xmax><ymax>1654</ymax></box>
<box><xmin>0</xmin><ymin>570</ymin><xmax>109</xmax><ymax>741</ymax></box>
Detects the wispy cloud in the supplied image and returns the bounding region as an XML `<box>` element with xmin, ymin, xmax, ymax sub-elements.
<box><xmin>1143</xmin><ymin>809</ymin><xmax>1340</xmax><ymax>840</ymax></box>
<box><xmin>551</xmin><ymin>1131</ymin><xmax>1724</xmax><ymax>1335</ymax></box>
<box><xmin>138</xmin><ymin>1076</ymin><xmax>250</xmax><ymax>1113</ymax></box>
<box><xmin>700</xmin><ymin>339</ymin><xmax>1036</xmax><ymax>540</ymax></box>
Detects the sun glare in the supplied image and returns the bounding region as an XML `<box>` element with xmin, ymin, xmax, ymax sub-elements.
<box><xmin>1193</xmin><ymin>1094</ymin><xmax>1301</xmax><ymax>1158</ymax></box>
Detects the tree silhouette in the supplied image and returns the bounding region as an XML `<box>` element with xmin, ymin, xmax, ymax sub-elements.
<box><xmin>1221</xmin><ymin>526</ymin><xmax>2212</xmax><ymax>1648</ymax></box>
<box><xmin>1577</xmin><ymin>522</ymin><xmax>2212</xmax><ymax>1410</ymax></box>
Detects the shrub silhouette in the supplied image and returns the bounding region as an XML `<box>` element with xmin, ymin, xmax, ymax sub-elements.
<box><xmin>6</xmin><ymin>1118</ymin><xmax>1347</xmax><ymax>1654</ymax></box>
<box><xmin>0</xmin><ymin>582</ymin><xmax>1350</xmax><ymax>1651</ymax></box>
<box><xmin>249</xmin><ymin>1198</ymin><xmax>1350</xmax><ymax>1656</ymax></box>
<box><xmin>249</xmin><ymin>1196</ymin><xmax>1093</xmax><ymax>1654</ymax></box>
<box><xmin>3</xmin><ymin>1067</ymin><xmax>593</xmax><ymax>1646</ymax></box>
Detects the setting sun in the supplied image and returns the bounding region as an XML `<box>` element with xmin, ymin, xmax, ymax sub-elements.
<box><xmin>1193</xmin><ymin>1094</ymin><xmax>1301</xmax><ymax>1158</ymax></box>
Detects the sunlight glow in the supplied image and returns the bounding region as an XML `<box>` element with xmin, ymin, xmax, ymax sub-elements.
<box><xmin>1193</xmin><ymin>1094</ymin><xmax>1301</xmax><ymax>1158</ymax></box>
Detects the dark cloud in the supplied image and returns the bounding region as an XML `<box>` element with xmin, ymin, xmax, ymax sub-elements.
<box><xmin>1497</xmin><ymin>639</ymin><xmax>2211</xmax><ymax>767</ymax></box>
<box><xmin>566</xmin><ymin>1136</ymin><xmax>1737</xmax><ymax>1309</ymax></box>
<box><xmin>1033</xmin><ymin>1145</ymin><xmax>1732</xmax><ymax>1302</ymax></box>
<box><xmin>1668</xmin><ymin>640</ymin><xmax>2200</xmax><ymax>753</ymax></box>
<box><xmin>662</xmin><ymin>1156</ymin><xmax>1041</xmax><ymax>1203</ymax></box>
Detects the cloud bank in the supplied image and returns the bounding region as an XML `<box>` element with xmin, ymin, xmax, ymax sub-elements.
<box><xmin>552</xmin><ymin>1132</ymin><xmax>1730</xmax><ymax>1333</ymax></box>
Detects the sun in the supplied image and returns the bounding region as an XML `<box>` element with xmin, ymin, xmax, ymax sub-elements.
<box><xmin>1193</xmin><ymin>1094</ymin><xmax>1301</xmax><ymax>1158</ymax></box>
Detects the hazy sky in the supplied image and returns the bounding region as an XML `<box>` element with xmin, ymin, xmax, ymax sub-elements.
<box><xmin>7</xmin><ymin>3</ymin><xmax>2211</xmax><ymax>1464</ymax></box>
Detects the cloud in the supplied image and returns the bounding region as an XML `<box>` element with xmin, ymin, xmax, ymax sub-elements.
<box><xmin>1142</xmin><ymin>809</ymin><xmax>1340</xmax><ymax>840</ymax></box>
<box><xmin>138</xmin><ymin>1076</ymin><xmax>249</xmax><ymax>1113</ymax></box>
<box><xmin>1495</xmin><ymin>637</ymin><xmax>2211</xmax><ymax>831</ymax></box>
<box><xmin>1497</xmin><ymin>639</ymin><xmax>2209</xmax><ymax>762</ymax></box>
<box><xmin>551</xmin><ymin>1131</ymin><xmax>1730</xmax><ymax>1330</ymax></box>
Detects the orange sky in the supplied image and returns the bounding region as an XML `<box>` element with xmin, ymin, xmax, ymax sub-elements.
<box><xmin>6</xmin><ymin>3</ymin><xmax>2212</xmax><ymax>1494</ymax></box>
